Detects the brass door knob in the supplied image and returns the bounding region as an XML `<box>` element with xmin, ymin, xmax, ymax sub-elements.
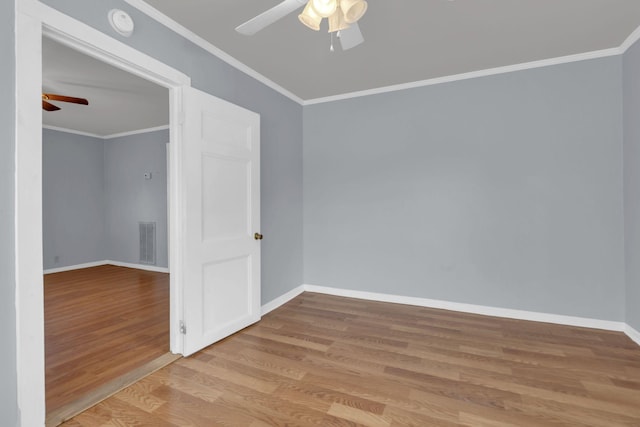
<box><xmin>254</xmin><ymin>233</ymin><xmax>263</xmax><ymax>240</ymax></box>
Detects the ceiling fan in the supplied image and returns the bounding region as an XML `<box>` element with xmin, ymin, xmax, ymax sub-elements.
<box><xmin>42</xmin><ymin>93</ymin><xmax>89</xmax><ymax>112</ymax></box>
<box><xmin>235</xmin><ymin>0</ymin><xmax>367</xmax><ymax>51</ymax></box>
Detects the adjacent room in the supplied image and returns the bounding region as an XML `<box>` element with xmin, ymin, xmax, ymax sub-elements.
<box><xmin>41</xmin><ymin>37</ymin><xmax>174</xmax><ymax>422</ymax></box>
<box><xmin>4</xmin><ymin>0</ymin><xmax>640</xmax><ymax>426</ymax></box>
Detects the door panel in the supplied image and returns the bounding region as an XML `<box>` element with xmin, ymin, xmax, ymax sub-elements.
<box><xmin>202</xmin><ymin>256</ymin><xmax>250</xmax><ymax>330</ymax></box>
<box><xmin>182</xmin><ymin>86</ymin><xmax>260</xmax><ymax>356</ymax></box>
<box><xmin>202</xmin><ymin>155</ymin><xmax>249</xmax><ymax>240</ymax></box>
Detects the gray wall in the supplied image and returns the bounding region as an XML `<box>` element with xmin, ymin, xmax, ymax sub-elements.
<box><xmin>624</xmin><ymin>40</ymin><xmax>640</xmax><ymax>331</ymax></box>
<box><xmin>304</xmin><ymin>57</ymin><xmax>626</xmax><ymax>321</ymax></box>
<box><xmin>43</xmin><ymin>129</ymin><xmax>106</xmax><ymax>269</ymax></box>
<box><xmin>104</xmin><ymin>129</ymin><xmax>169</xmax><ymax>268</ymax></box>
<box><xmin>12</xmin><ymin>2</ymin><xmax>637</xmax><ymax>426</ymax></box>
<box><xmin>43</xmin><ymin>128</ymin><xmax>170</xmax><ymax>270</ymax></box>
<box><xmin>40</xmin><ymin>0</ymin><xmax>304</xmax><ymax>304</ymax></box>
<box><xmin>0</xmin><ymin>0</ymin><xmax>18</xmax><ymax>424</ymax></box>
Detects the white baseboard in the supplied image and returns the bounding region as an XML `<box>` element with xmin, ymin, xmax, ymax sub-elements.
<box><xmin>107</xmin><ymin>260</ymin><xmax>170</xmax><ymax>273</ymax></box>
<box><xmin>44</xmin><ymin>260</ymin><xmax>109</xmax><ymax>274</ymax></box>
<box><xmin>259</xmin><ymin>283</ymin><xmax>632</xmax><ymax>337</ymax></box>
<box><xmin>44</xmin><ymin>260</ymin><xmax>169</xmax><ymax>275</ymax></box>
<box><xmin>261</xmin><ymin>285</ymin><xmax>305</xmax><ymax>316</ymax></box>
<box><xmin>302</xmin><ymin>284</ymin><xmax>627</xmax><ymax>333</ymax></box>
<box><xmin>625</xmin><ymin>324</ymin><xmax>640</xmax><ymax>346</ymax></box>
<box><xmin>261</xmin><ymin>283</ymin><xmax>640</xmax><ymax>348</ymax></box>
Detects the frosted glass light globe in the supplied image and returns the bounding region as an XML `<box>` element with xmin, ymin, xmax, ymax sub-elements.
<box><xmin>310</xmin><ymin>0</ymin><xmax>338</xmax><ymax>18</ymax></box>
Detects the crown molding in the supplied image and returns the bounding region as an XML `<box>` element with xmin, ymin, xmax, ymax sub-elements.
<box><xmin>105</xmin><ymin>124</ymin><xmax>169</xmax><ymax>139</ymax></box>
<box><xmin>42</xmin><ymin>124</ymin><xmax>169</xmax><ymax>140</ymax></box>
<box><xmin>42</xmin><ymin>125</ymin><xmax>102</xmax><ymax>139</ymax></box>
<box><xmin>123</xmin><ymin>2</ymin><xmax>640</xmax><ymax>106</ymax></box>
<box><xmin>304</xmin><ymin>47</ymin><xmax>622</xmax><ymax>105</ymax></box>
<box><xmin>620</xmin><ymin>23</ymin><xmax>640</xmax><ymax>53</ymax></box>
<box><xmin>122</xmin><ymin>0</ymin><xmax>304</xmax><ymax>105</ymax></box>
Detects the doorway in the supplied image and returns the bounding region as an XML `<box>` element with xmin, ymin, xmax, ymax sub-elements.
<box><xmin>42</xmin><ymin>37</ymin><xmax>172</xmax><ymax>425</ymax></box>
<box><xmin>41</xmin><ymin>35</ymin><xmax>173</xmax><ymax>423</ymax></box>
<box><xmin>16</xmin><ymin>4</ymin><xmax>262</xmax><ymax>425</ymax></box>
<box><xmin>16</xmin><ymin>5</ymin><xmax>190</xmax><ymax>424</ymax></box>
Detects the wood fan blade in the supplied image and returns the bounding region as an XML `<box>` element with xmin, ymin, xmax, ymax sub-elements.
<box><xmin>43</xmin><ymin>93</ymin><xmax>89</xmax><ymax>105</ymax></box>
<box><xmin>42</xmin><ymin>100</ymin><xmax>61</xmax><ymax>111</ymax></box>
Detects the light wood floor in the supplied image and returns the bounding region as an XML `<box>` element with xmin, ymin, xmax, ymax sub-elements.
<box><xmin>61</xmin><ymin>292</ymin><xmax>640</xmax><ymax>426</ymax></box>
<box><xmin>45</xmin><ymin>265</ymin><xmax>170</xmax><ymax>415</ymax></box>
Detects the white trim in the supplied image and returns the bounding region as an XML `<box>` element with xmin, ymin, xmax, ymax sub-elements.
<box><xmin>15</xmin><ymin>6</ymin><xmax>46</xmax><ymax>426</ymax></box>
<box><xmin>43</xmin><ymin>260</ymin><xmax>109</xmax><ymax>274</ymax></box>
<box><xmin>39</xmin><ymin>16</ymin><xmax>189</xmax><ymax>87</ymax></box>
<box><xmin>42</xmin><ymin>125</ymin><xmax>103</xmax><ymax>139</ymax></box>
<box><xmin>122</xmin><ymin>0</ymin><xmax>304</xmax><ymax>105</ymax></box>
<box><xmin>258</xmin><ymin>284</ymin><xmax>640</xmax><ymax>346</ymax></box>
<box><xmin>303</xmin><ymin>284</ymin><xmax>626</xmax><ymax>332</ymax></box>
<box><xmin>104</xmin><ymin>125</ymin><xmax>170</xmax><ymax>139</ymax></box>
<box><xmin>620</xmin><ymin>24</ymin><xmax>640</xmax><ymax>53</ymax></box>
<box><xmin>43</xmin><ymin>124</ymin><xmax>170</xmax><ymax>139</ymax></box>
<box><xmin>43</xmin><ymin>260</ymin><xmax>170</xmax><ymax>275</ymax></box>
<box><xmin>261</xmin><ymin>285</ymin><xmax>305</xmax><ymax>316</ymax></box>
<box><xmin>304</xmin><ymin>48</ymin><xmax>622</xmax><ymax>105</ymax></box>
<box><xmin>625</xmin><ymin>324</ymin><xmax>640</xmax><ymax>347</ymax></box>
<box><xmin>123</xmin><ymin>0</ymin><xmax>640</xmax><ymax>106</ymax></box>
<box><xmin>107</xmin><ymin>260</ymin><xmax>170</xmax><ymax>273</ymax></box>
<box><xmin>16</xmin><ymin>2</ymin><xmax>189</xmax><ymax>425</ymax></box>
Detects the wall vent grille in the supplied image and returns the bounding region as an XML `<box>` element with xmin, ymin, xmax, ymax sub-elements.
<box><xmin>139</xmin><ymin>221</ymin><xmax>156</xmax><ymax>265</ymax></box>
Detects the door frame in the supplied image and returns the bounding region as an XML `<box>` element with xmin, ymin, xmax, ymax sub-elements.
<box><xmin>16</xmin><ymin>1</ymin><xmax>190</xmax><ymax>424</ymax></box>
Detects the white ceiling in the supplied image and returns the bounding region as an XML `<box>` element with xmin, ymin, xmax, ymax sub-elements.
<box><xmin>42</xmin><ymin>37</ymin><xmax>168</xmax><ymax>137</ymax></box>
<box><xmin>43</xmin><ymin>1</ymin><xmax>640</xmax><ymax>136</ymax></box>
<box><xmin>139</xmin><ymin>0</ymin><xmax>640</xmax><ymax>100</ymax></box>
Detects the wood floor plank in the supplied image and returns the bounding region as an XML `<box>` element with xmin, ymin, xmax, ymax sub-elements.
<box><xmin>506</xmin><ymin>395</ymin><xmax>640</xmax><ymax>427</ymax></box>
<box><xmin>45</xmin><ymin>350</ymin><xmax>180</xmax><ymax>426</ymax></box>
<box><xmin>327</xmin><ymin>403</ymin><xmax>392</xmax><ymax>427</ymax></box>
<box><xmin>45</xmin><ymin>265</ymin><xmax>170</xmax><ymax>415</ymax></box>
<box><xmin>62</xmin><ymin>292</ymin><xmax>640</xmax><ymax>426</ymax></box>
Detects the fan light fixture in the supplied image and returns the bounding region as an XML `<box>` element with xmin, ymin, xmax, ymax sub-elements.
<box><xmin>299</xmin><ymin>2</ymin><xmax>322</xmax><ymax>31</ymax></box>
<box><xmin>340</xmin><ymin>0</ymin><xmax>368</xmax><ymax>23</ymax></box>
<box><xmin>299</xmin><ymin>0</ymin><xmax>367</xmax><ymax>32</ymax></box>
<box><xmin>311</xmin><ymin>0</ymin><xmax>337</xmax><ymax>17</ymax></box>
<box><xmin>328</xmin><ymin>5</ymin><xmax>349</xmax><ymax>33</ymax></box>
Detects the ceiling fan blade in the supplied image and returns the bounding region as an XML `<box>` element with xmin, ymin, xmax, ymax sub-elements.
<box><xmin>339</xmin><ymin>22</ymin><xmax>365</xmax><ymax>50</ymax></box>
<box><xmin>235</xmin><ymin>0</ymin><xmax>307</xmax><ymax>36</ymax></box>
<box><xmin>43</xmin><ymin>93</ymin><xmax>89</xmax><ymax>105</ymax></box>
<box><xmin>42</xmin><ymin>100</ymin><xmax>61</xmax><ymax>111</ymax></box>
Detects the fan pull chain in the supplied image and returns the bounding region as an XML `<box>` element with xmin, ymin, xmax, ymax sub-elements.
<box><xmin>330</xmin><ymin>32</ymin><xmax>335</xmax><ymax>52</ymax></box>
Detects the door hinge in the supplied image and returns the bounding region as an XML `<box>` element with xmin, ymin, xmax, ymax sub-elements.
<box><xmin>179</xmin><ymin>321</ymin><xmax>187</xmax><ymax>335</ymax></box>
<box><xmin>178</xmin><ymin>111</ymin><xmax>185</xmax><ymax>126</ymax></box>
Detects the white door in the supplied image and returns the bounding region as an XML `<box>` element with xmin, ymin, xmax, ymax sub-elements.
<box><xmin>181</xmin><ymin>86</ymin><xmax>261</xmax><ymax>356</ymax></box>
